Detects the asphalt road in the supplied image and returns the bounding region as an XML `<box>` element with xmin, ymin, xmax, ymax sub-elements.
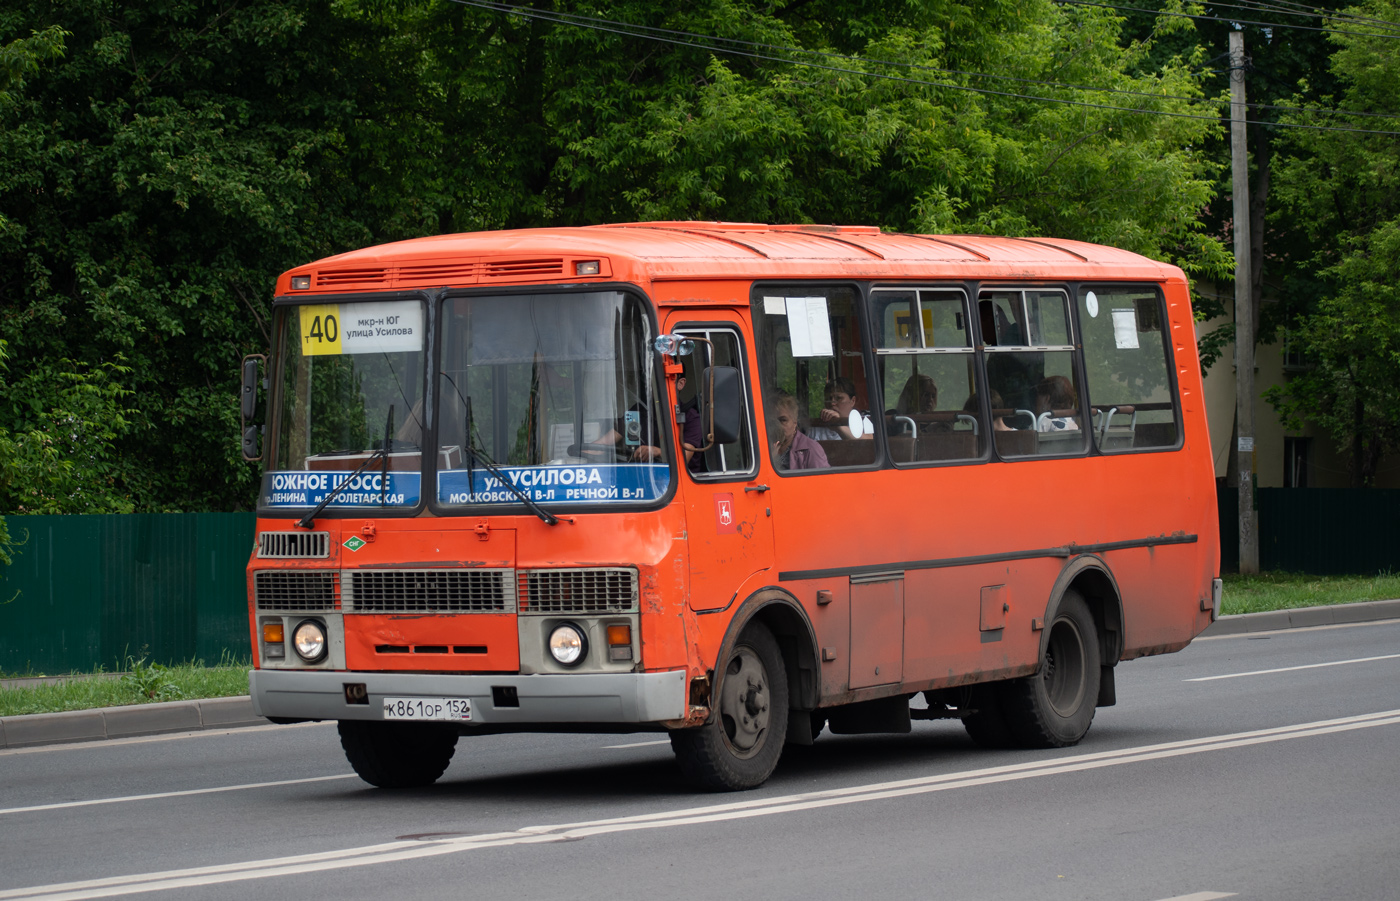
<box><xmin>3</xmin><ymin>620</ymin><xmax>1398</xmax><ymax>901</ymax></box>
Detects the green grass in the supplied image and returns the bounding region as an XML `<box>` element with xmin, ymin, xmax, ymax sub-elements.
<box><xmin>1221</xmin><ymin>571</ymin><xmax>1400</xmax><ymax>615</ymax></box>
<box><xmin>0</xmin><ymin>654</ymin><xmax>251</xmax><ymax>718</ymax></box>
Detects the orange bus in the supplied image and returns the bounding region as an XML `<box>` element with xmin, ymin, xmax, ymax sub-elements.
<box><xmin>243</xmin><ymin>222</ymin><xmax>1221</xmax><ymax>791</ymax></box>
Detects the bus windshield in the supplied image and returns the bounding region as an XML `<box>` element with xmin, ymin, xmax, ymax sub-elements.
<box><xmin>263</xmin><ymin>299</ymin><xmax>426</xmax><ymax>510</ymax></box>
<box><xmin>435</xmin><ymin>291</ymin><xmax>670</xmax><ymax>509</ymax></box>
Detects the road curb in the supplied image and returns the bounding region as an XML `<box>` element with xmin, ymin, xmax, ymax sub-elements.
<box><xmin>0</xmin><ymin>696</ymin><xmax>266</xmax><ymax>750</ymax></box>
<box><xmin>5</xmin><ymin>600</ymin><xmax>1399</xmax><ymax>750</ymax></box>
<box><xmin>1201</xmin><ymin>598</ymin><xmax>1400</xmax><ymax>636</ymax></box>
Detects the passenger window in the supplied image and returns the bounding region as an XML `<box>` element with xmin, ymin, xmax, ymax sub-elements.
<box><xmin>871</xmin><ymin>288</ymin><xmax>984</xmax><ymax>464</ymax></box>
<box><xmin>979</xmin><ymin>289</ymin><xmax>1086</xmax><ymax>457</ymax></box>
<box><xmin>1077</xmin><ymin>286</ymin><xmax>1179</xmax><ymax>450</ymax></box>
<box><xmin>752</xmin><ymin>286</ymin><xmax>875</xmax><ymax>472</ymax></box>
<box><xmin>676</xmin><ymin>327</ymin><xmax>756</xmax><ymax>477</ymax></box>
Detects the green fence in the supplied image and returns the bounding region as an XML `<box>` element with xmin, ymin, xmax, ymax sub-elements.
<box><xmin>1218</xmin><ymin>486</ymin><xmax>1400</xmax><ymax>575</ymax></box>
<box><xmin>0</xmin><ymin>514</ymin><xmax>255</xmax><ymax>674</ymax></box>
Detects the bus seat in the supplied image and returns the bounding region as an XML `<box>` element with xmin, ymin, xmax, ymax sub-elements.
<box><xmin>1134</xmin><ymin>422</ymin><xmax>1179</xmax><ymax>448</ymax></box>
<box><xmin>916</xmin><ymin>431</ymin><xmax>976</xmax><ymax>461</ymax></box>
<box><xmin>994</xmin><ymin>429</ymin><xmax>1037</xmax><ymax>457</ymax></box>
<box><xmin>887</xmin><ymin>435</ymin><xmax>916</xmax><ymax>463</ymax></box>
<box><xmin>817</xmin><ymin>439</ymin><xmax>877</xmax><ymax>467</ymax></box>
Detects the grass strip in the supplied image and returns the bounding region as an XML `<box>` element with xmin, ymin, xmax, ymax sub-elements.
<box><xmin>0</xmin><ymin>656</ymin><xmax>250</xmax><ymax>718</ymax></box>
<box><xmin>1221</xmin><ymin>571</ymin><xmax>1400</xmax><ymax>616</ymax></box>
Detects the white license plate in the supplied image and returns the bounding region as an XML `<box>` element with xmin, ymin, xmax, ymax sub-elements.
<box><xmin>382</xmin><ymin>697</ymin><xmax>472</xmax><ymax>722</ymax></box>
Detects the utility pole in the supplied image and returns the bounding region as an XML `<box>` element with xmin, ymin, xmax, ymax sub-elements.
<box><xmin>1230</xmin><ymin>30</ymin><xmax>1259</xmax><ymax>574</ymax></box>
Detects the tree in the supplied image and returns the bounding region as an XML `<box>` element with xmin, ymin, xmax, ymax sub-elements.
<box><xmin>1266</xmin><ymin>1</ymin><xmax>1400</xmax><ymax>486</ymax></box>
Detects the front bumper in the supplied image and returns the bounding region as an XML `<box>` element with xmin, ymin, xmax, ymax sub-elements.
<box><xmin>249</xmin><ymin>668</ymin><xmax>687</xmax><ymax>725</ymax></box>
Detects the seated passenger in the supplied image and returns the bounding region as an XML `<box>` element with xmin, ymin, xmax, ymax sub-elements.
<box><xmin>772</xmin><ymin>393</ymin><xmax>829</xmax><ymax>471</ymax></box>
<box><xmin>808</xmin><ymin>377</ymin><xmax>874</xmax><ymax>441</ymax></box>
<box><xmin>964</xmin><ymin>389</ymin><xmax>1012</xmax><ymax>432</ymax></box>
<box><xmin>1034</xmin><ymin>375</ymin><xmax>1080</xmax><ymax>432</ymax></box>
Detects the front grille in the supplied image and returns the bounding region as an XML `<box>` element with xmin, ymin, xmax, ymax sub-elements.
<box><xmin>344</xmin><ymin>569</ymin><xmax>515</xmax><ymax>613</ymax></box>
<box><xmin>258</xmin><ymin>532</ymin><xmax>329</xmax><ymax>559</ymax></box>
<box><xmin>519</xmin><ymin>568</ymin><xmax>638</xmax><ymax>615</ymax></box>
<box><xmin>255</xmin><ymin>570</ymin><xmax>339</xmax><ymax>611</ymax></box>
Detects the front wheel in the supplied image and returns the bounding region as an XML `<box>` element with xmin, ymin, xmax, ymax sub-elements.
<box><xmin>1000</xmin><ymin>590</ymin><xmax>1101</xmax><ymax>748</ymax></box>
<box><xmin>671</xmin><ymin>621</ymin><xmax>789</xmax><ymax>791</ymax></box>
<box><xmin>338</xmin><ymin>720</ymin><xmax>459</xmax><ymax>788</ymax></box>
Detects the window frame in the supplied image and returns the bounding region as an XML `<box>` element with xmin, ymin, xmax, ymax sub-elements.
<box><xmin>674</xmin><ymin>322</ymin><xmax>761</xmax><ymax>483</ymax></box>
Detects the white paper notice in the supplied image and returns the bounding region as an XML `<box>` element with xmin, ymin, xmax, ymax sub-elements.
<box><xmin>1111</xmin><ymin>308</ymin><xmax>1140</xmax><ymax>349</ymax></box>
<box><xmin>786</xmin><ymin>297</ymin><xmax>832</xmax><ymax>357</ymax></box>
<box><xmin>763</xmin><ymin>296</ymin><xmax>787</xmax><ymax>315</ymax></box>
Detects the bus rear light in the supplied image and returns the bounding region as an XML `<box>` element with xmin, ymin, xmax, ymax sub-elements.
<box><xmin>607</xmin><ymin>624</ymin><xmax>632</xmax><ymax>661</ymax></box>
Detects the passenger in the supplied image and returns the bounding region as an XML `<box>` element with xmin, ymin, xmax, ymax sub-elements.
<box><xmin>1034</xmin><ymin>375</ymin><xmax>1079</xmax><ymax>432</ymax></box>
<box><xmin>964</xmin><ymin>389</ymin><xmax>1012</xmax><ymax>432</ymax></box>
<box><xmin>772</xmin><ymin>393</ymin><xmax>829</xmax><ymax>471</ymax></box>
<box><xmin>895</xmin><ymin>374</ymin><xmax>938</xmax><ymax>415</ymax></box>
<box><xmin>808</xmin><ymin>377</ymin><xmax>874</xmax><ymax>441</ymax></box>
<box><xmin>592</xmin><ymin>377</ymin><xmax>699</xmax><ymax>463</ymax></box>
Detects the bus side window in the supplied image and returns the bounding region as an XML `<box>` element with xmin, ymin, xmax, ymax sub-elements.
<box><xmin>1077</xmin><ymin>286</ymin><xmax>1180</xmax><ymax>450</ymax></box>
<box><xmin>871</xmin><ymin>288</ymin><xmax>983</xmax><ymax>464</ymax></box>
<box><xmin>752</xmin><ymin>286</ymin><xmax>876</xmax><ymax>472</ymax></box>
<box><xmin>677</xmin><ymin>328</ymin><xmax>756</xmax><ymax>477</ymax></box>
<box><xmin>980</xmin><ymin>289</ymin><xmax>1087</xmax><ymax>458</ymax></box>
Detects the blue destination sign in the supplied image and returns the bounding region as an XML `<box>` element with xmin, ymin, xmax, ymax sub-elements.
<box><xmin>261</xmin><ymin>471</ymin><xmax>422</xmax><ymax>508</ymax></box>
<box><xmin>438</xmin><ymin>464</ymin><xmax>669</xmax><ymax>505</ymax></box>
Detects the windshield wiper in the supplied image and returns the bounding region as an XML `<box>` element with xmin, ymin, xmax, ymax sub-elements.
<box><xmin>296</xmin><ymin>405</ymin><xmax>394</xmax><ymax>530</ymax></box>
<box><xmin>462</xmin><ymin>439</ymin><xmax>559</xmax><ymax>526</ymax></box>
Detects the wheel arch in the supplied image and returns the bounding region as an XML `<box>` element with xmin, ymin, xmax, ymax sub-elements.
<box><xmin>1041</xmin><ymin>555</ymin><xmax>1124</xmax><ymax>667</ymax></box>
<box><xmin>712</xmin><ymin>587</ymin><xmax>821</xmax><ymax>713</ymax></box>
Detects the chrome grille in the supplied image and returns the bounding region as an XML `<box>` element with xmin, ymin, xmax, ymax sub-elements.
<box><xmin>258</xmin><ymin>532</ymin><xmax>329</xmax><ymax>559</ymax></box>
<box><xmin>519</xmin><ymin>568</ymin><xmax>638</xmax><ymax>615</ymax></box>
<box><xmin>344</xmin><ymin>569</ymin><xmax>515</xmax><ymax>613</ymax></box>
<box><xmin>254</xmin><ymin>570</ymin><xmax>339</xmax><ymax>611</ymax></box>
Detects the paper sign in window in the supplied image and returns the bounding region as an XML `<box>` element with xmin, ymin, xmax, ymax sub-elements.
<box><xmin>763</xmin><ymin>296</ymin><xmax>787</xmax><ymax>315</ymax></box>
<box><xmin>786</xmin><ymin>297</ymin><xmax>833</xmax><ymax>357</ymax></box>
<box><xmin>1111</xmin><ymin>308</ymin><xmax>1140</xmax><ymax>349</ymax></box>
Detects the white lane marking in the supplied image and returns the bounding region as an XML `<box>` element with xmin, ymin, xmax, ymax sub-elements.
<box><xmin>0</xmin><ymin>775</ymin><xmax>358</xmax><ymax>817</ymax></box>
<box><xmin>1185</xmin><ymin>653</ymin><xmax>1400</xmax><ymax>682</ymax></box>
<box><xmin>1195</xmin><ymin>618</ymin><xmax>1400</xmax><ymax>641</ymax></box>
<box><xmin>601</xmin><ymin>739</ymin><xmax>671</xmax><ymax>749</ymax></box>
<box><xmin>1150</xmin><ymin>893</ymin><xmax>1236</xmax><ymax>901</ymax></box>
<box><xmin>4</xmin><ymin>709</ymin><xmax>1398</xmax><ymax>901</ymax></box>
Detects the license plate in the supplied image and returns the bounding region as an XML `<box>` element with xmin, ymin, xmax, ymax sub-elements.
<box><xmin>382</xmin><ymin>697</ymin><xmax>472</xmax><ymax>722</ymax></box>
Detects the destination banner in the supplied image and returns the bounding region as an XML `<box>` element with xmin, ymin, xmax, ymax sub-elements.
<box><xmin>261</xmin><ymin>471</ymin><xmax>422</xmax><ymax>508</ymax></box>
<box><xmin>438</xmin><ymin>464</ymin><xmax>670</xmax><ymax>505</ymax></box>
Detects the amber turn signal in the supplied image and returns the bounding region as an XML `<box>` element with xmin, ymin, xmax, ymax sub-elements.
<box><xmin>263</xmin><ymin>623</ymin><xmax>285</xmax><ymax>643</ymax></box>
<box><xmin>606</xmin><ymin>624</ymin><xmax>631</xmax><ymax>646</ymax></box>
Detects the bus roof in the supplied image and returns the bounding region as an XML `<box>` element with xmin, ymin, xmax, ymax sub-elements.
<box><xmin>277</xmin><ymin>222</ymin><xmax>1184</xmax><ymax>295</ymax></box>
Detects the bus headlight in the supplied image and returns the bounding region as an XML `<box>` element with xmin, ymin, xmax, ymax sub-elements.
<box><xmin>548</xmin><ymin>623</ymin><xmax>588</xmax><ymax>667</ymax></box>
<box><xmin>292</xmin><ymin>620</ymin><xmax>328</xmax><ymax>663</ymax></box>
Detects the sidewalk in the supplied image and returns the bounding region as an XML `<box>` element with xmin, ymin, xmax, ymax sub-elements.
<box><xmin>4</xmin><ymin>599</ymin><xmax>1399</xmax><ymax>751</ymax></box>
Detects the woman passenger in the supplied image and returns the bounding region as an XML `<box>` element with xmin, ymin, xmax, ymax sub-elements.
<box><xmin>772</xmin><ymin>393</ymin><xmax>829</xmax><ymax>471</ymax></box>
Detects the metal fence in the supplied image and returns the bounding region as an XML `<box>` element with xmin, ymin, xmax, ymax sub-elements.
<box><xmin>1218</xmin><ymin>486</ymin><xmax>1400</xmax><ymax>575</ymax></box>
<box><xmin>0</xmin><ymin>514</ymin><xmax>254</xmax><ymax>674</ymax></box>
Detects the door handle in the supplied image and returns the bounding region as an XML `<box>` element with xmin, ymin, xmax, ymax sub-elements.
<box><xmin>744</xmin><ymin>484</ymin><xmax>770</xmax><ymax>493</ymax></box>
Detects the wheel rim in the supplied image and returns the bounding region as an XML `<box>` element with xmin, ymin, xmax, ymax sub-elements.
<box><xmin>718</xmin><ymin>645</ymin><xmax>771</xmax><ymax>759</ymax></box>
<box><xmin>1043</xmin><ymin>615</ymin><xmax>1088</xmax><ymax>718</ymax></box>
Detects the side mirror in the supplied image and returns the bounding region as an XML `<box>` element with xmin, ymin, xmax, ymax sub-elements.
<box><xmin>701</xmin><ymin>365</ymin><xmax>742</xmax><ymax>446</ymax></box>
<box><xmin>240</xmin><ymin>354</ymin><xmax>266</xmax><ymax>462</ymax></box>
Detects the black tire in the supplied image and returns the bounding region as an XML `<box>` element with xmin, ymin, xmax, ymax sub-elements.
<box><xmin>1001</xmin><ymin>590</ymin><xmax>1101</xmax><ymax>748</ymax></box>
<box><xmin>338</xmin><ymin>720</ymin><xmax>459</xmax><ymax>788</ymax></box>
<box><xmin>671</xmin><ymin>621</ymin><xmax>789</xmax><ymax>791</ymax></box>
<box><xmin>961</xmin><ymin>682</ymin><xmax>1017</xmax><ymax>749</ymax></box>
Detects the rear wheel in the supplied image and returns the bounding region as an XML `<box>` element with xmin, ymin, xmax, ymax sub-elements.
<box><xmin>1001</xmin><ymin>590</ymin><xmax>1101</xmax><ymax>748</ymax></box>
<box><xmin>961</xmin><ymin>683</ymin><xmax>1017</xmax><ymax>749</ymax></box>
<box><xmin>338</xmin><ymin>720</ymin><xmax>459</xmax><ymax>788</ymax></box>
<box><xmin>671</xmin><ymin>621</ymin><xmax>789</xmax><ymax>791</ymax></box>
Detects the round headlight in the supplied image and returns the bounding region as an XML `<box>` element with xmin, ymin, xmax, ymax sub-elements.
<box><xmin>292</xmin><ymin>619</ymin><xmax>327</xmax><ymax>662</ymax></box>
<box><xmin>548</xmin><ymin>623</ymin><xmax>588</xmax><ymax>667</ymax></box>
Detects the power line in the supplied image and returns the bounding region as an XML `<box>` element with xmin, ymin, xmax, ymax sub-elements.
<box><xmin>452</xmin><ymin>0</ymin><xmax>1400</xmax><ymax>136</ymax></box>
<box><xmin>1053</xmin><ymin>0</ymin><xmax>1400</xmax><ymax>40</ymax></box>
<box><xmin>1225</xmin><ymin>0</ymin><xmax>1400</xmax><ymax>33</ymax></box>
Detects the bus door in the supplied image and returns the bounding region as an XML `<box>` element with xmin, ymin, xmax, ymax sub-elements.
<box><xmin>667</xmin><ymin>318</ymin><xmax>773</xmax><ymax>611</ymax></box>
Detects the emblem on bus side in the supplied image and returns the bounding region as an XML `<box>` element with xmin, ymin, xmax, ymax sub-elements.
<box><xmin>343</xmin><ymin>536</ymin><xmax>367</xmax><ymax>552</ymax></box>
<box><xmin>714</xmin><ymin>493</ymin><xmax>737</xmax><ymax>534</ymax></box>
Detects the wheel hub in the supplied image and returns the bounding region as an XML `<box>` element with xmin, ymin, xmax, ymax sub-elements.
<box><xmin>720</xmin><ymin>646</ymin><xmax>770</xmax><ymax>753</ymax></box>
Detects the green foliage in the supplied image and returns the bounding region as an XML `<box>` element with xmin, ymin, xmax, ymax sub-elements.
<box><xmin>1</xmin><ymin>1</ymin><xmax>1232</xmax><ymax>514</ymax></box>
<box><xmin>1266</xmin><ymin>1</ymin><xmax>1400</xmax><ymax>486</ymax></box>
<box><xmin>119</xmin><ymin>653</ymin><xmax>186</xmax><ymax>701</ymax></box>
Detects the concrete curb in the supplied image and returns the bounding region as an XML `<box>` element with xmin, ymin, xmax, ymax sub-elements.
<box><xmin>4</xmin><ymin>600</ymin><xmax>1399</xmax><ymax>750</ymax></box>
<box><xmin>1201</xmin><ymin>598</ymin><xmax>1400</xmax><ymax>636</ymax></box>
<box><xmin>0</xmin><ymin>696</ymin><xmax>266</xmax><ymax>750</ymax></box>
